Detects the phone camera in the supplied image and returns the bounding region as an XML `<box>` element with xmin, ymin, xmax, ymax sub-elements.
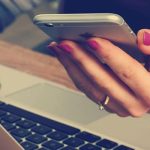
<box><xmin>44</xmin><ymin>23</ymin><xmax>54</xmax><ymax>27</ymax></box>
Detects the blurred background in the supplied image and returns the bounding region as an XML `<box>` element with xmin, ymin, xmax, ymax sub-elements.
<box><xmin>0</xmin><ymin>0</ymin><xmax>60</xmax><ymax>54</ymax></box>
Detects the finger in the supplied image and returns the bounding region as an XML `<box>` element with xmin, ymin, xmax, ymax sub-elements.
<box><xmin>49</xmin><ymin>42</ymin><xmax>129</xmax><ymax>117</ymax></box>
<box><xmin>102</xmin><ymin>100</ymin><xmax>129</xmax><ymax>117</ymax></box>
<box><xmin>137</xmin><ymin>29</ymin><xmax>150</xmax><ymax>54</ymax></box>
<box><xmin>58</xmin><ymin>40</ymin><xmax>149</xmax><ymax>117</ymax></box>
<box><xmin>87</xmin><ymin>38</ymin><xmax>150</xmax><ymax>105</ymax></box>
<box><xmin>105</xmin><ymin>97</ymin><xmax>129</xmax><ymax>117</ymax></box>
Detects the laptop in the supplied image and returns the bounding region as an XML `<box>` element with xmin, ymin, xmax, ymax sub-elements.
<box><xmin>0</xmin><ymin>64</ymin><xmax>149</xmax><ymax>150</ymax></box>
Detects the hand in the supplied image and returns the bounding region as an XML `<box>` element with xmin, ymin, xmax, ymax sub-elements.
<box><xmin>48</xmin><ymin>29</ymin><xmax>150</xmax><ymax>117</ymax></box>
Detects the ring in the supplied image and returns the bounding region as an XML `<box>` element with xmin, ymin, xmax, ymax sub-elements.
<box><xmin>98</xmin><ymin>96</ymin><xmax>110</xmax><ymax>110</ymax></box>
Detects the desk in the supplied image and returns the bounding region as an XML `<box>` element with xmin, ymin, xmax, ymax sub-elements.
<box><xmin>0</xmin><ymin>40</ymin><xmax>77</xmax><ymax>90</ymax></box>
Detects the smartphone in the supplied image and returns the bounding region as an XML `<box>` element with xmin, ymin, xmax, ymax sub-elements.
<box><xmin>33</xmin><ymin>13</ymin><xmax>145</xmax><ymax>63</ymax></box>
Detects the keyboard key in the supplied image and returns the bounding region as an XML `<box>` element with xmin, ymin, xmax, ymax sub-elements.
<box><xmin>26</xmin><ymin>134</ymin><xmax>47</xmax><ymax>144</ymax></box>
<box><xmin>17</xmin><ymin>120</ymin><xmax>36</xmax><ymax>129</ymax></box>
<box><xmin>11</xmin><ymin>128</ymin><xmax>31</xmax><ymax>138</ymax></box>
<box><xmin>96</xmin><ymin>139</ymin><xmax>118</xmax><ymax>149</ymax></box>
<box><xmin>80</xmin><ymin>144</ymin><xmax>101</xmax><ymax>150</ymax></box>
<box><xmin>61</xmin><ymin>146</ymin><xmax>76</xmax><ymax>150</ymax></box>
<box><xmin>47</xmin><ymin>131</ymin><xmax>68</xmax><ymax>141</ymax></box>
<box><xmin>76</xmin><ymin>131</ymin><xmax>100</xmax><ymax>143</ymax></box>
<box><xmin>42</xmin><ymin>140</ymin><xmax>64</xmax><ymax>150</ymax></box>
<box><xmin>114</xmin><ymin>145</ymin><xmax>134</xmax><ymax>150</ymax></box>
<box><xmin>21</xmin><ymin>141</ymin><xmax>38</xmax><ymax>150</ymax></box>
<box><xmin>2</xmin><ymin>114</ymin><xmax>21</xmax><ymax>123</ymax></box>
<box><xmin>0</xmin><ymin>110</ymin><xmax>6</xmax><ymax>117</ymax></box>
<box><xmin>32</xmin><ymin>125</ymin><xmax>52</xmax><ymax>135</ymax></box>
<box><xmin>1</xmin><ymin>122</ymin><xmax>15</xmax><ymax>130</ymax></box>
<box><xmin>63</xmin><ymin>137</ymin><xmax>85</xmax><ymax>148</ymax></box>
<box><xmin>13</xmin><ymin>135</ymin><xmax>22</xmax><ymax>143</ymax></box>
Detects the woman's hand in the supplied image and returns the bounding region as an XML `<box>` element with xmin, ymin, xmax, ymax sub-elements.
<box><xmin>49</xmin><ymin>29</ymin><xmax>150</xmax><ymax>117</ymax></box>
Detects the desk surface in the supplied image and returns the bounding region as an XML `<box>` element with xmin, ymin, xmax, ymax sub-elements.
<box><xmin>0</xmin><ymin>40</ymin><xmax>77</xmax><ymax>90</ymax></box>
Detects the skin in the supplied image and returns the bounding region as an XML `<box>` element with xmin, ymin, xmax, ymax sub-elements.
<box><xmin>49</xmin><ymin>29</ymin><xmax>150</xmax><ymax>117</ymax></box>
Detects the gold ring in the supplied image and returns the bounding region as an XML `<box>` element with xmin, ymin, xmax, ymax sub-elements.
<box><xmin>98</xmin><ymin>96</ymin><xmax>110</xmax><ymax>110</ymax></box>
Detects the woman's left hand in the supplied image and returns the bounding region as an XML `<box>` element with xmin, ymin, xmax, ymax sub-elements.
<box><xmin>49</xmin><ymin>29</ymin><xmax>150</xmax><ymax>117</ymax></box>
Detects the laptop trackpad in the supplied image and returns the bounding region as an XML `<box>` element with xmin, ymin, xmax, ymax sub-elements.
<box><xmin>3</xmin><ymin>83</ymin><xmax>109</xmax><ymax>125</ymax></box>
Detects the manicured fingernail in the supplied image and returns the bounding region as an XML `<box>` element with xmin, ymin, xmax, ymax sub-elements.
<box><xmin>87</xmin><ymin>40</ymin><xmax>100</xmax><ymax>50</ymax></box>
<box><xmin>58</xmin><ymin>44</ymin><xmax>72</xmax><ymax>53</ymax></box>
<box><xmin>47</xmin><ymin>41</ymin><xmax>57</xmax><ymax>48</ymax></box>
<box><xmin>143</xmin><ymin>32</ymin><xmax>150</xmax><ymax>46</ymax></box>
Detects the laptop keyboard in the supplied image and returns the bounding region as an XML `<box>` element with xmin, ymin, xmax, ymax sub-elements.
<box><xmin>0</xmin><ymin>101</ymin><xmax>134</xmax><ymax>150</ymax></box>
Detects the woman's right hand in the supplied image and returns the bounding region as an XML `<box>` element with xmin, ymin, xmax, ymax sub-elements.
<box><xmin>48</xmin><ymin>29</ymin><xmax>150</xmax><ymax>117</ymax></box>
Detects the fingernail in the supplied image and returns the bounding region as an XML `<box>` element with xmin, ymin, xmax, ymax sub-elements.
<box><xmin>47</xmin><ymin>41</ymin><xmax>57</xmax><ymax>48</ymax></box>
<box><xmin>58</xmin><ymin>44</ymin><xmax>72</xmax><ymax>53</ymax></box>
<box><xmin>87</xmin><ymin>40</ymin><xmax>100</xmax><ymax>50</ymax></box>
<box><xmin>143</xmin><ymin>32</ymin><xmax>150</xmax><ymax>46</ymax></box>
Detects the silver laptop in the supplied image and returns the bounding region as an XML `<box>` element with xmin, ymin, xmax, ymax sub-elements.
<box><xmin>0</xmin><ymin>64</ymin><xmax>149</xmax><ymax>150</ymax></box>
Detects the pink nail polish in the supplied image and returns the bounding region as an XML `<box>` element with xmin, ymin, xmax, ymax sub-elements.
<box><xmin>58</xmin><ymin>44</ymin><xmax>72</xmax><ymax>53</ymax></box>
<box><xmin>87</xmin><ymin>40</ymin><xmax>100</xmax><ymax>50</ymax></box>
<box><xmin>143</xmin><ymin>32</ymin><xmax>150</xmax><ymax>46</ymax></box>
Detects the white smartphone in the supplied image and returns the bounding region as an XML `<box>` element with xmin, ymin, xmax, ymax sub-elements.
<box><xmin>33</xmin><ymin>13</ymin><xmax>145</xmax><ymax>63</ymax></box>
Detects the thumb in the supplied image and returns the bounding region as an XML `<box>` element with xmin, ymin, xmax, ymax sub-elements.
<box><xmin>137</xmin><ymin>29</ymin><xmax>150</xmax><ymax>55</ymax></box>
